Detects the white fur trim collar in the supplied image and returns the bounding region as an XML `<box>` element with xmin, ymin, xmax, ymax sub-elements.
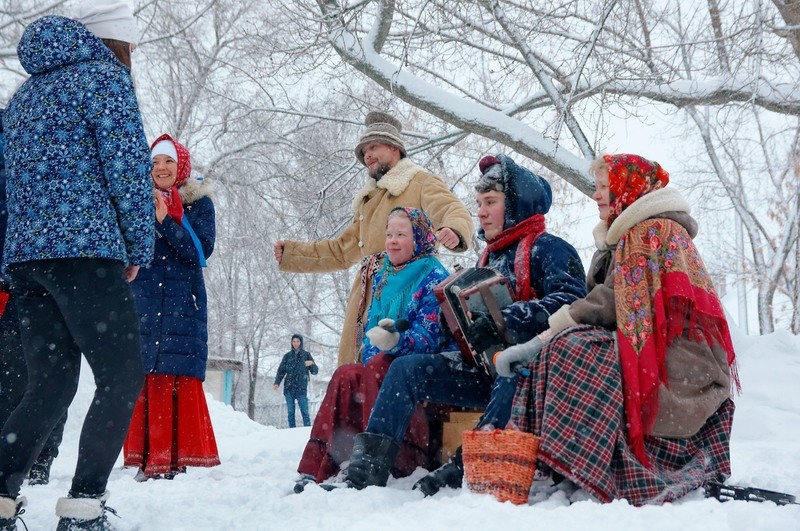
<box><xmin>179</xmin><ymin>175</ymin><xmax>214</xmax><ymax>205</ymax></box>
<box><xmin>351</xmin><ymin>158</ymin><xmax>425</xmax><ymax>212</ymax></box>
<box><xmin>605</xmin><ymin>187</ymin><xmax>690</xmax><ymax>246</ymax></box>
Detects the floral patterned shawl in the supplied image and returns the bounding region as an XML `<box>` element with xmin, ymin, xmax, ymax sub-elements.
<box><xmin>607</xmin><ymin>154</ymin><xmax>738</xmax><ymax>467</ymax></box>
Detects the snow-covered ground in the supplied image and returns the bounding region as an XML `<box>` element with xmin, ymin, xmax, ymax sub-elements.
<box><xmin>13</xmin><ymin>328</ymin><xmax>800</xmax><ymax>530</ymax></box>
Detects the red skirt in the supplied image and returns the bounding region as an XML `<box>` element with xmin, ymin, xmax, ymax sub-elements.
<box><xmin>124</xmin><ymin>374</ymin><xmax>221</xmax><ymax>476</ymax></box>
<box><xmin>297</xmin><ymin>353</ymin><xmax>430</xmax><ymax>482</ymax></box>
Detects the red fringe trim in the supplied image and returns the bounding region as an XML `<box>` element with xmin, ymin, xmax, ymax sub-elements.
<box><xmin>619</xmin><ymin>273</ymin><xmax>739</xmax><ymax>468</ymax></box>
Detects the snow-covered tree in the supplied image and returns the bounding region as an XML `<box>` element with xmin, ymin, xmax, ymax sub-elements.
<box><xmin>304</xmin><ymin>0</ymin><xmax>800</xmax><ymax>333</ymax></box>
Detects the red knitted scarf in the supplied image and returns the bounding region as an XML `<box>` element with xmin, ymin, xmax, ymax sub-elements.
<box><xmin>614</xmin><ymin>218</ymin><xmax>739</xmax><ymax>467</ymax></box>
<box><xmin>478</xmin><ymin>214</ymin><xmax>546</xmax><ymax>301</ymax></box>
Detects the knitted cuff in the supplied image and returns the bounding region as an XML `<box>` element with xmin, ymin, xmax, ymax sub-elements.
<box><xmin>547</xmin><ymin>305</ymin><xmax>578</xmax><ymax>335</ymax></box>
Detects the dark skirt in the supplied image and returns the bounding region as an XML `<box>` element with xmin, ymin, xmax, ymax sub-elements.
<box><xmin>511</xmin><ymin>325</ymin><xmax>733</xmax><ymax>506</ymax></box>
<box><xmin>297</xmin><ymin>353</ymin><xmax>430</xmax><ymax>482</ymax></box>
<box><xmin>124</xmin><ymin>374</ymin><xmax>221</xmax><ymax>476</ymax></box>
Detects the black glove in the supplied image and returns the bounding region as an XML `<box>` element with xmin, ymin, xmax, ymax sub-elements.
<box><xmin>465</xmin><ymin>312</ymin><xmax>503</xmax><ymax>354</ymax></box>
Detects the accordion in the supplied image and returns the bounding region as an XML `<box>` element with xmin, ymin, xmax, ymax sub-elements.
<box><xmin>434</xmin><ymin>267</ymin><xmax>514</xmax><ymax>378</ymax></box>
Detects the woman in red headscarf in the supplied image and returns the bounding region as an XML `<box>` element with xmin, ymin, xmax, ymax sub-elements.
<box><xmin>123</xmin><ymin>133</ymin><xmax>221</xmax><ymax>480</ymax></box>
<box><xmin>497</xmin><ymin>153</ymin><xmax>738</xmax><ymax>505</ymax></box>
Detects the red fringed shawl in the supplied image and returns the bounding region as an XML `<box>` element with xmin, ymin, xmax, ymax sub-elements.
<box><xmin>613</xmin><ymin>218</ymin><xmax>739</xmax><ymax>466</ymax></box>
<box><xmin>478</xmin><ymin>214</ymin><xmax>546</xmax><ymax>301</ymax></box>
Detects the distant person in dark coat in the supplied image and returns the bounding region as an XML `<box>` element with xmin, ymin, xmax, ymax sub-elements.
<box><xmin>123</xmin><ymin>133</ymin><xmax>220</xmax><ymax>481</ymax></box>
<box><xmin>0</xmin><ymin>108</ymin><xmax>67</xmax><ymax>488</ymax></box>
<box><xmin>0</xmin><ymin>2</ymin><xmax>154</xmax><ymax>528</ymax></box>
<box><xmin>273</xmin><ymin>334</ymin><xmax>318</xmax><ymax>427</ymax></box>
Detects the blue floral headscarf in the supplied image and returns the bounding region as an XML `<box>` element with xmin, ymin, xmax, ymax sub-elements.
<box><xmin>368</xmin><ymin>207</ymin><xmax>440</xmax><ymax>334</ymax></box>
<box><xmin>389</xmin><ymin>206</ymin><xmax>437</xmax><ymax>260</ymax></box>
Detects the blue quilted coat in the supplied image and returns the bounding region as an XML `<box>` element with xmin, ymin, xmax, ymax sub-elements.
<box><xmin>479</xmin><ymin>155</ymin><xmax>587</xmax><ymax>344</ymax></box>
<box><xmin>132</xmin><ymin>177</ymin><xmax>215</xmax><ymax>380</ymax></box>
<box><xmin>2</xmin><ymin>16</ymin><xmax>154</xmax><ymax>267</ymax></box>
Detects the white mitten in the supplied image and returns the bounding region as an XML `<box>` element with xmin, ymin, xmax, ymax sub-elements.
<box><xmin>494</xmin><ymin>336</ymin><xmax>544</xmax><ymax>378</ymax></box>
<box><xmin>378</xmin><ymin>318</ymin><xmax>396</xmax><ymax>331</ymax></box>
<box><xmin>366</xmin><ymin>322</ymin><xmax>400</xmax><ymax>351</ymax></box>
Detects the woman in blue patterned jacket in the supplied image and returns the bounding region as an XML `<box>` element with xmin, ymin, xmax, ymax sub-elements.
<box><xmin>0</xmin><ymin>3</ymin><xmax>153</xmax><ymax>530</ymax></box>
<box><xmin>294</xmin><ymin>207</ymin><xmax>456</xmax><ymax>492</ymax></box>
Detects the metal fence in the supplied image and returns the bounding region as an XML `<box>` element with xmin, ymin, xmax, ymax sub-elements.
<box><xmin>254</xmin><ymin>397</ymin><xmax>323</xmax><ymax>429</ymax></box>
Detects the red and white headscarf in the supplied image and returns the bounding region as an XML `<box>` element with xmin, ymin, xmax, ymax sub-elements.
<box><xmin>605</xmin><ymin>153</ymin><xmax>669</xmax><ymax>226</ymax></box>
<box><xmin>150</xmin><ymin>133</ymin><xmax>191</xmax><ymax>223</ymax></box>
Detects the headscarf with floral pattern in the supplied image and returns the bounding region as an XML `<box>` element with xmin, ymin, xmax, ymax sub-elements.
<box><xmin>393</xmin><ymin>206</ymin><xmax>437</xmax><ymax>259</ymax></box>
<box><xmin>368</xmin><ymin>207</ymin><xmax>440</xmax><ymax>333</ymax></box>
<box><xmin>605</xmin><ymin>154</ymin><xmax>670</xmax><ymax>226</ymax></box>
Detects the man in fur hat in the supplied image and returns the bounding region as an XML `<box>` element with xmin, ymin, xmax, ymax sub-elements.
<box><xmin>274</xmin><ymin>111</ymin><xmax>474</xmax><ymax>367</ymax></box>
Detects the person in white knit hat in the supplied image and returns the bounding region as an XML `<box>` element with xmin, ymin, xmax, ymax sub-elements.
<box><xmin>76</xmin><ymin>0</ymin><xmax>138</xmax><ymax>45</ymax></box>
<box><xmin>273</xmin><ymin>110</ymin><xmax>474</xmax><ymax>369</ymax></box>
<box><xmin>76</xmin><ymin>0</ymin><xmax>138</xmax><ymax>68</ymax></box>
<box><xmin>0</xmin><ymin>1</ymin><xmax>152</xmax><ymax>529</ymax></box>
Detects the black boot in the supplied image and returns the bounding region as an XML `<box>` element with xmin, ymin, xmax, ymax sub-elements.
<box><xmin>55</xmin><ymin>491</ymin><xmax>118</xmax><ymax>531</ymax></box>
<box><xmin>293</xmin><ymin>474</ymin><xmax>316</xmax><ymax>494</ymax></box>
<box><xmin>345</xmin><ymin>433</ymin><xmax>400</xmax><ymax>490</ymax></box>
<box><xmin>413</xmin><ymin>445</ymin><xmax>463</xmax><ymax>497</ymax></box>
<box><xmin>28</xmin><ymin>455</ymin><xmax>54</xmax><ymax>486</ymax></box>
<box><xmin>0</xmin><ymin>496</ymin><xmax>26</xmax><ymax>531</ymax></box>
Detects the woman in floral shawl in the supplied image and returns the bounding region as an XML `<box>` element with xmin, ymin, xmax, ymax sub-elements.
<box><xmin>499</xmin><ymin>153</ymin><xmax>738</xmax><ymax>505</ymax></box>
<box><xmin>294</xmin><ymin>207</ymin><xmax>456</xmax><ymax>492</ymax></box>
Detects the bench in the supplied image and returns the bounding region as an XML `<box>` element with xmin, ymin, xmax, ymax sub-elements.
<box><xmin>424</xmin><ymin>404</ymin><xmax>484</xmax><ymax>465</ymax></box>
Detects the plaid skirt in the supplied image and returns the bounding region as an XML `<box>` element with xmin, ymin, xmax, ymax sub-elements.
<box><xmin>511</xmin><ymin>325</ymin><xmax>733</xmax><ymax>506</ymax></box>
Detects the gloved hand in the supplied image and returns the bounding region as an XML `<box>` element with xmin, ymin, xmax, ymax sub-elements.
<box><xmin>465</xmin><ymin>312</ymin><xmax>503</xmax><ymax>354</ymax></box>
<box><xmin>378</xmin><ymin>318</ymin><xmax>396</xmax><ymax>332</ymax></box>
<box><xmin>494</xmin><ymin>335</ymin><xmax>544</xmax><ymax>378</ymax></box>
<box><xmin>366</xmin><ymin>318</ymin><xmax>401</xmax><ymax>351</ymax></box>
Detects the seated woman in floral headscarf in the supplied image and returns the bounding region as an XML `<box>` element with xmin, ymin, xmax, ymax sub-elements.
<box><xmin>293</xmin><ymin>207</ymin><xmax>456</xmax><ymax>492</ymax></box>
<box><xmin>497</xmin><ymin>153</ymin><xmax>739</xmax><ymax>506</ymax></box>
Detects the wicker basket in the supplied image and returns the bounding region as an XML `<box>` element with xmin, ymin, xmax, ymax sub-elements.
<box><xmin>462</xmin><ymin>429</ymin><xmax>539</xmax><ymax>505</ymax></box>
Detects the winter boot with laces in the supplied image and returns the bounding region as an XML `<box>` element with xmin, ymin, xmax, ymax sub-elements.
<box><xmin>413</xmin><ymin>445</ymin><xmax>464</xmax><ymax>496</ymax></box>
<box><xmin>0</xmin><ymin>496</ymin><xmax>26</xmax><ymax>531</ymax></box>
<box><xmin>55</xmin><ymin>491</ymin><xmax>119</xmax><ymax>531</ymax></box>
<box><xmin>28</xmin><ymin>455</ymin><xmax>54</xmax><ymax>486</ymax></box>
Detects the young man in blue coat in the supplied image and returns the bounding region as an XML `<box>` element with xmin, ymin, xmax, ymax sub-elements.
<box><xmin>341</xmin><ymin>154</ymin><xmax>587</xmax><ymax>491</ymax></box>
<box><xmin>273</xmin><ymin>334</ymin><xmax>319</xmax><ymax>427</ymax></box>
